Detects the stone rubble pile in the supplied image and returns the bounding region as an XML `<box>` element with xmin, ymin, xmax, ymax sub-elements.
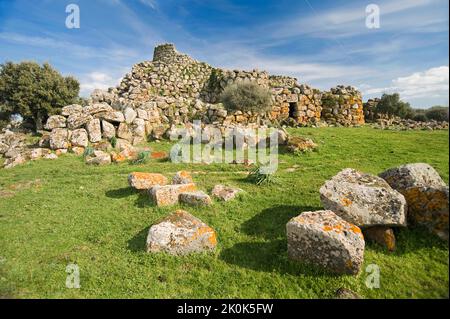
<box><xmin>321</xmin><ymin>85</ymin><xmax>364</xmax><ymax>126</ymax></box>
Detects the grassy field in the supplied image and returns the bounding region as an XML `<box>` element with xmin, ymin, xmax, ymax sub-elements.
<box><xmin>0</xmin><ymin>126</ymin><xmax>448</xmax><ymax>299</ymax></box>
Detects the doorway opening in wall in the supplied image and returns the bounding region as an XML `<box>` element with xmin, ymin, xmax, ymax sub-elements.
<box><xmin>289</xmin><ymin>102</ymin><xmax>297</xmax><ymax>118</ymax></box>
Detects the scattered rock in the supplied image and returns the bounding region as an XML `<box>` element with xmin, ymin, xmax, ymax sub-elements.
<box><xmin>363</xmin><ymin>226</ymin><xmax>396</xmax><ymax>251</ymax></box>
<box><xmin>111</xmin><ymin>148</ymin><xmax>137</xmax><ymax>163</ymax></box>
<box><xmin>151</xmin><ymin>151</ymin><xmax>169</xmax><ymax>160</ymax></box>
<box><xmin>211</xmin><ymin>184</ymin><xmax>243</xmax><ymax>201</ymax></box>
<box><xmin>286</xmin><ymin>210</ymin><xmax>365</xmax><ymax>275</ymax></box>
<box><xmin>146</xmin><ymin>210</ymin><xmax>217</xmax><ymax>255</ymax></box>
<box><xmin>179</xmin><ymin>191</ymin><xmax>212</xmax><ymax>206</ymax></box>
<box><xmin>172</xmin><ymin>170</ymin><xmax>194</xmax><ymax>184</ymax></box>
<box><xmin>287</xmin><ymin>136</ymin><xmax>317</xmax><ymax>153</ymax></box>
<box><xmin>3</xmin><ymin>154</ymin><xmax>27</xmax><ymax>168</ymax></box>
<box><xmin>43</xmin><ymin>153</ymin><xmax>58</xmax><ymax>160</ymax></box>
<box><xmin>149</xmin><ymin>183</ymin><xmax>197</xmax><ymax>206</ymax></box>
<box><xmin>30</xmin><ymin>148</ymin><xmax>50</xmax><ymax>160</ymax></box>
<box><xmin>380</xmin><ymin>163</ymin><xmax>449</xmax><ymax>241</ymax></box>
<box><xmin>61</xmin><ymin>104</ymin><xmax>83</xmax><ymax>116</ymax></box>
<box><xmin>320</xmin><ymin>168</ymin><xmax>407</xmax><ymax>228</ymax></box>
<box><xmin>128</xmin><ymin>172</ymin><xmax>168</xmax><ymax>190</ymax></box>
<box><xmin>71</xmin><ymin>146</ymin><xmax>85</xmax><ymax>156</ymax></box>
<box><xmin>85</xmin><ymin>150</ymin><xmax>111</xmax><ymax>165</ymax></box>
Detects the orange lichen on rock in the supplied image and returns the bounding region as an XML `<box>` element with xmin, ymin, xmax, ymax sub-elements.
<box><xmin>128</xmin><ymin>172</ymin><xmax>168</xmax><ymax>190</ymax></box>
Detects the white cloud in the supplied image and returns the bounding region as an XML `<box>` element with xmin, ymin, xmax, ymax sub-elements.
<box><xmin>79</xmin><ymin>72</ymin><xmax>122</xmax><ymax>97</ymax></box>
<box><xmin>139</xmin><ymin>0</ymin><xmax>157</xmax><ymax>9</ymax></box>
<box><xmin>362</xmin><ymin>66</ymin><xmax>449</xmax><ymax>100</ymax></box>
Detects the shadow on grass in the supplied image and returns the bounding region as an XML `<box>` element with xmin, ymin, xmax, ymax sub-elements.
<box><xmin>127</xmin><ymin>226</ymin><xmax>150</xmax><ymax>252</ymax></box>
<box><xmin>219</xmin><ymin>239</ymin><xmax>340</xmax><ymax>278</ymax></box>
<box><xmin>105</xmin><ymin>187</ymin><xmax>135</xmax><ymax>199</ymax></box>
<box><xmin>241</xmin><ymin>205</ymin><xmax>321</xmax><ymax>240</ymax></box>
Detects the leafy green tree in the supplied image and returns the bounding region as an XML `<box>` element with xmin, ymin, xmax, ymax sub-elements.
<box><xmin>0</xmin><ymin>61</ymin><xmax>79</xmax><ymax>130</ymax></box>
<box><xmin>375</xmin><ymin>93</ymin><xmax>412</xmax><ymax>119</ymax></box>
<box><xmin>425</xmin><ymin>106</ymin><xmax>449</xmax><ymax>122</ymax></box>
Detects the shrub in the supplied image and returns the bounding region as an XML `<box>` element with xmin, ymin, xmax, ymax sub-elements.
<box><xmin>83</xmin><ymin>146</ymin><xmax>94</xmax><ymax>158</ymax></box>
<box><xmin>246</xmin><ymin>165</ymin><xmax>278</xmax><ymax>185</ymax></box>
<box><xmin>110</xmin><ymin>136</ymin><xmax>117</xmax><ymax>148</ymax></box>
<box><xmin>425</xmin><ymin>106</ymin><xmax>449</xmax><ymax>122</ymax></box>
<box><xmin>220</xmin><ymin>82</ymin><xmax>272</xmax><ymax>114</ymax></box>
<box><xmin>412</xmin><ymin>113</ymin><xmax>428</xmax><ymax>122</ymax></box>
<box><xmin>131</xmin><ymin>151</ymin><xmax>150</xmax><ymax>165</ymax></box>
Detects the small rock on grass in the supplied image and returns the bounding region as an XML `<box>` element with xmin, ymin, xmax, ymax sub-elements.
<box><xmin>363</xmin><ymin>226</ymin><xmax>396</xmax><ymax>251</ymax></box>
<box><xmin>211</xmin><ymin>184</ymin><xmax>243</xmax><ymax>201</ymax></box>
<box><xmin>179</xmin><ymin>191</ymin><xmax>212</xmax><ymax>206</ymax></box>
<box><xmin>128</xmin><ymin>172</ymin><xmax>168</xmax><ymax>190</ymax></box>
<box><xmin>149</xmin><ymin>183</ymin><xmax>197</xmax><ymax>206</ymax></box>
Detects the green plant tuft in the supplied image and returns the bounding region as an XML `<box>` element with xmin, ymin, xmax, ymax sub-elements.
<box><xmin>246</xmin><ymin>165</ymin><xmax>278</xmax><ymax>185</ymax></box>
<box><xmin>130</xmin><ymin>151</ymin><xmax>150</xmax><ymax>165</ymax></box>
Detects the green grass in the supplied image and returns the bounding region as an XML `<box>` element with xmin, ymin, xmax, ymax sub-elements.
<box><xmin>0</xmin><ymin>126</ymin><xmax>448</xmax><ymax>299</ymax></box>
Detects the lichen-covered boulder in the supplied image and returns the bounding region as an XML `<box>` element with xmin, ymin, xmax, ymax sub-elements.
<box><xmin>85</xmin><ymin>103</ymin><xmax>113</xmax><ymax>115</ymax></box>
<box><xmin>124</xmin><ymin>107</ymin><xmax>137</xmax><ymax>124</ymax></box>
<box><xmin>85</xmin><ymin>150</ymin><xmax>111</xmax><ymax>165</ymax></box>
<box><xmin>146</xmin><ymin>210</ymin><xmax>217</xmax><ymax>255</ymax></box>
<box><xmin>70</xmin><ymin>128</ymin><xmax>89</xmax><ymax>147</ymax></box>
<box><xmin>128</xmin><ymin>172</ymin><xmax>168</xmax><ymax>190</ymax></box>
<box><xmin>61</xmin><ymin>104</ymin><xmax>83</xmax><ymax>116</ymax></box>
<box><xmin>172</xmin><ymin>170</ymin><xmax>193</xmax><ymax>184</ymax></box>
<box><xmin>287</xmin><ymin>136</ymin><xmax>317</xmax><ymax>153</ymax></box>
<box><xmin>100</xmin><ymin>111</ymin><xmax>125</xmax><ymax>123</ymax></box>
<box><xmin>380</xmin><ymin>163</ymin><xmax>448</xmax><ymax>241</ymax></box>
<box><xmin>30</xmin><ymin>148</ymin><xmax>51</xmax><ymax>160</ymax></box>
<box><xmin>211</xmin><ymin>184</ymin><xmax>243</xmax><ymax>201</ymax></box>
<box><xmin>101</xmin><ymin>120</ymin><xmax>116</xmax><ymax>139</ymax></box>
<box><xmin>149</xmin><ymin>183</ymin><xmax>197</xmax><ymax>206</ymax></box>
<box><xmin>67</xmin><ymin>112</ymin><xmax>92</xmax><ymax>130</ymax></box>
<box><xmin>44</xmin><ymin>115</ymin><xmax>66</xmax><ymax>130</ymax></box>
<box><xmin>3</xmin><ymin>154</ymin><xmax>27</xmax><ymax>169</ymax></box>
<box><xmin>179</xmin><ymin>191</ymin><xmax>212</xmax><ymax>206</ymax></box>
<box><xmin>117</xmin><ymin>123</ymin><xmax>133</xmax><ymax>142</ymax></box>
<box><xmin>287</xmin><ymin>210</ymin><xmax>364</xmax><ymax>275</ymax></box>
<box><xmin>49</xmin><ymin>128</ymin><xmax>69</xmax><ymax>150</ymax></box>
<box><xmin>320</xmin><ymin>168</ymin><xmax>407</xmax><ymax>227</ymax></box>
<box><xmin>86</xmin><ymin>118</ymin><xmax>102</xmax><ymax>143</ymax></box>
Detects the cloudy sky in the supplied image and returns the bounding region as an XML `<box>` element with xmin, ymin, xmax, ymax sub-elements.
<box><xmin>0</xmin><ymin>0</ymin><xmax>448</xmax><ymax>107</ymax></box>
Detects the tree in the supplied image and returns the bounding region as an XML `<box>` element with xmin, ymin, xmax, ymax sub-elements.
<box><xmin>0</xmin><ymin>61</ymin><xmax>79</xmax><ymax>130</ymax></box>
<box><xmin>375</xmin><ymin>93</ymin><xmax>412</xmax><ymax>119</ymax></box>
<box><xmin>425</xmin><ymin>106</ymin><xmax>449</xmax><ymax>122</ymax></box>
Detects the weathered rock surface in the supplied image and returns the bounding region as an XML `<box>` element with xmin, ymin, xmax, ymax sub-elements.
<box><xmin>128</xmin><ymin>172</ymin><xmax>168</xmax><ymax>190</ymax></box>
<box><xmin>61</xmin><ymin>104</ymin><xmax>83</xmax><ymax>116</ymax></box>
<box><xmin>211</xmin><ymin>184</ymin><xmax>243</xmax><ymax>201</ymax></box>
<box><xmin>70</xmin><ymin>128</ymin><xmax>89</xmax><ymax>147</ymax></box>
<box><xmin>146</xmin><ymin>210</ymin><xmax>217</xmax><ymax>255</ymax></box>
<box><xmin>320</xmin><ymin>168</ymin><xmax>407</xmax><ymax>227</ymax></box>
<box><xmin>67</xmin><ymin>112</ymin><xmax>92</xmax><ymax>130</ymax></box>
<box><xmin>380</xmin><ymin>163</ymin><xmax>449</xmax><ymax>240</ymax></box>
<box><xmin>149</xmin><ymin>183</ymin><xmax>197</xmax><ymax>206</ymax></box>
<box><xmin>86</xmin><ymin>118</ymin><xmax>102</xmax><ymax>143</ymax></box>
<box><xmin>179</xmin><ymin>191</ymin><xmax>212</xmax><ymax>206</ymax></box>
<box><xmin>287</xmin><ymin>136</ymin><xmax>317</xmax><ymax>153</ymax></box>
<box><xmin>49</xmin><ymin>128</ymin><xmax>69</xmax><ymax>150</ymax></box>
<box><xmin>335</xmin><ymin>288</ymin><xmax>362</xmax><ymax>299</ymax></box>
<box><xmin>363</xmin><ymin>226</ymin><xmax>396</xmax><ymax>251</ymax></box>
<box><xmin>287</xmin><ymin>210</ymin><xmax>364</xmax><ymax>275</ymax></box>
<box><xmin>172</xmin><ymin>170</ymin><xmax>194</xmax><ymax>184</ymax></box>
<box><xmin>44</xmin><ymin>115</ymin><xmax>66</xmax><ymax>130</ymax></box>
<box><xmin>101</xmin><ymin>120</ymin><xmax>116</xmax><ymax>139</ymax></box>
<box><xmin>85</xmin><ymin>150</ymin><xmax>111</xmax><ymax>165</ymax></box>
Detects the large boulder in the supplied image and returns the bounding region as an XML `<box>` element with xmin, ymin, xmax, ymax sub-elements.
<box><xmin>85</xmin><ymin>103</ymin><xmax>113</xmax><ymax>115</ymax></box>
<box><xmin>49</xmin><ymin>128</ymin><xmax>69</xmax><ymax>150</ymax></box>
<box><xmin>380</xmin><ymin>163</ymin><xmax>448</xmax><ymax>240</ymax></box>
<box><xmin>86</xmin><ymin>118</ymin><xmax>102</xmax><ymax>143</ymax></box>
<box><xmin>286</xmin><ymin>210</ymin><xmax>364</xmax><ymax>275</ymax></box>
<box><xmin>44</xmin><ymin>115</ymin><xmax>66</xmax><ymax>130</ymax></box>
<box><xmin>149</xmin><ymin>183</ymin><xmax>197</xmax><ymax>206</ymax></box>
<box><xmin>117</xmin><ymin>123</ymin><xmax>133</xmax><ymax>142</ymax></box>
<box><xmin>61</xmin><ymin>104</ymin><xmax>83</xmax><ymax>116</ymax></box>
<box><xmin>70</xmin><ymin>128</ymin><xmax>89</xmax><ymax>147</ymax></box>
<box><xmin>128</xmin><ymin>172</ymin><xmax>168</xmax><ymax>190</ymax></box>
<box><xmin>320</xmin><ymin>168</ymin><xmax>407</xmax><ymax>228</ymax></box>
<box><xmin>102</xmin><ymin>120</ymin><xmax>116</xmax><ymax>139</ymax></box>
<box><xmin>67</xmin><ymin>113</ymin><xmax>92</xmax><ymax>130</ymax></box>
<box><xmin>146</xmin><ymin>210</ymin><xmax>217</xmax><ymax>255</ymax></box>
<box><xmin>100</xmin><ymin>111</ymin><xmax>125</xmax><ymax>123</ymax></box>
<box><xmin>124</xmin><ymin>107</ymin><xmax>137</xmax><ymax>124</ymax></box>
<box><xmin>172</xmin><ymin>171</ymin><xmax>194</xmax><ymax>184</ymax></box>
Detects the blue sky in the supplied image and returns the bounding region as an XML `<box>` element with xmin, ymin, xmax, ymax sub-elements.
<box><xmin>0</xmin><ymin>0</ymin><xmax>448</xmax><ymax>107</ymax></box>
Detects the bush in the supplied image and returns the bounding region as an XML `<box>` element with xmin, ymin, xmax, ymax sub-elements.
<box><xmin>131</xmin><ymin>151</ymin><xmax>150</xmax><ymax>165</ymax></box>
<box><xmin>220</xmin><ymin>82</ymin><xmax>272</xmax><ymax>113</ymax></box>
<box><xmin>412</xmin><ymin>113</ymin><xmax>428</xmax><ymax>122</ymax></box>
<box><xmin>425</xmin><ymin>106</ymin><xmax>449</xmax><ymax>122</ymax></box>
<box><xmin>0</xmin><ymin>61</ymin><xmax>79</xmax><ymax>131</ymax></box>
<box><xmin>246</xmin><ymin>165</ymin><xmax>278</xmax><ymax>185</ymax></box>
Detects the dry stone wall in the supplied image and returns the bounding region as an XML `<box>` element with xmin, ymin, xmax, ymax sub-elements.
<box><xmin>321</xmin><ymin>86</ymin><xmax>364</xmax><ymax>126</ymax></box>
